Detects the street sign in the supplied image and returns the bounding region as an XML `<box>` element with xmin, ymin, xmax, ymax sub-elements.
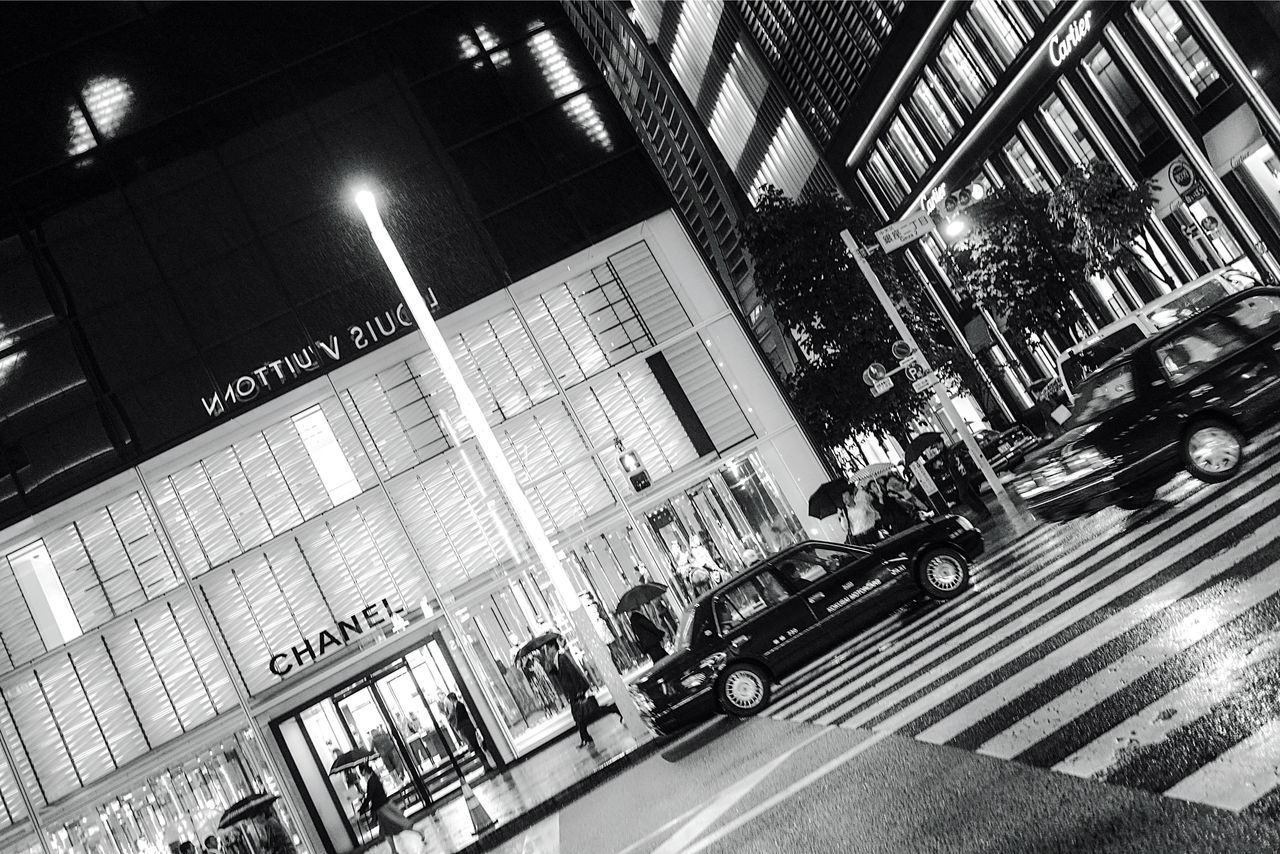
<box><xmin>874</xmin><ymin>209</ymin><xmax>934</xmax><ymax>253</ymax></box>
<box><xmin>909</xmin><ymin>460</ymin><xmax>940</xmax><ymax>495</ymax></box>
<box><xmin>862</xmin><ymin>362</ymin><xmax>888</xmax><ymax>386</ymax></box>
<box><xmin>870</xmin><ymin>377</ymin><xmax>893</xmax><ymax>397</ymax></box>
<box><xmin>903</xmin><ymin>360</ymin><xmax>926</xmax><ymax>382</ymax></box>
<box><xmin>911</xmin><ymin>371</ymin><xmax>940</xmax><ymax>393</ymax></box>
<box><xmin>891</xmin><ymin>340</ymin><xmax>913</xmax><ymax>361</ymax></box>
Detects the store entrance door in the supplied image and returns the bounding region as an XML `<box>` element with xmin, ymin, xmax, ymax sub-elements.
<box><xmin>280</xmin><ymin>634</ymin><xmax>493</xmax><ymax>848</ymax></box>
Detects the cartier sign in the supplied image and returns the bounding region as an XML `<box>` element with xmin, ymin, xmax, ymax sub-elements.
<box><xmin>1048</xmin><ymin>10</ymin><xmax>1093</xmax><ymax>67</ymax></box>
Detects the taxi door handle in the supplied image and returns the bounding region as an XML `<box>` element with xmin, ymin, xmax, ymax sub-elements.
<box><xmin>729</xmin><ymin>636</ymin><xmax>748</xmax><ymax>650</ymax></box>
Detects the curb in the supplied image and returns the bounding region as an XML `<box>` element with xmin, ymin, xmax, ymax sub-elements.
<box><xmin>454</xmin><ymin>734</ymin><xmax>672</xmax><ymax>854</ymax></box>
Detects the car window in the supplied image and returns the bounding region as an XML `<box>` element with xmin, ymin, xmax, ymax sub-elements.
<box><xmin>1156</xmin><ymin>316</ymin><xmax>1250</xmax><ymax>384</ymax></box>
<box><xmin>1145</xmin><ymin>281</ymin><xmax>1230</xmax><ymax>329</ymax></box>
<box><xmin>675</xmin><ymin>608</ymin><xmax>698</xmax><ymax>649</ymax></box>
<box><xmin>714</xmin><ymin>570</ymin><xmax>789</xmax><ymax>633</ymax></box>
<box><xmin>1063</xmin><ymin>324</ymin><xmax>1144</xmax><ymax>387</ymax></box>
<box><xmin>1069</xmin><ymin>364</ymin><xmax>1136</xmax><ymax>424</ymax></box>
<box><xmin>773</xmin><ymin>546</ymin><xmax>856</xmax><ymax>589</ymax></box>
<box><xmin>1224</xmin><ymin>293</ymin><xmax>1280</xmax><ymax>336</ymax></box>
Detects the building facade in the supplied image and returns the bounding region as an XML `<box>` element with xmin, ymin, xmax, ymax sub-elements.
<box><xmin>0</xmin><ymin>5</ymin><xmax>834</xmax><ymax>854</ymax></box>
<box><xmin>573</xmin><ymin>0</ymin><xmax>1280</xmax><ymax>427</ymax></box>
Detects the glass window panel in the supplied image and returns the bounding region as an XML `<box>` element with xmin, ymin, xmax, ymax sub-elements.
<box><xmin>40</xmin><ymin>655</ymin><xmax>113</xmax><ymax>785</ymax></box>
<box><xmin>966</xmin><ymin>0</ymin><xmax>1024</xmax><ymax>68</ymax></box>
<box><xmin>937</xmin><ymin>35</ymin><xmax>990</xmax><ymax>110</ymax></box>
<box><xmin>1003</xmin><ymin>134</ymin><xmax>1051</xmax><ymax>193</ymax></box>
<box><xmin>864</xmin><ymin>149</ymin><xmax>905</xmax><ymax>207</ymax></box>
<box><xmin>292</xmin><ymin>405</ymin><xmax>361</xmax><ymax>505</ymax></box>
<box><xmin>887</xmin><ymin>116</ymin><xmax>929</xmax><ymax>179</ymax></box>
<box><xmin>909</xmin><ymin>76</ymin><xmax>957</xmax><ymax>148</ymax></box>
<box><xmin>6</xmin><ymin>542</ymin><xmax>81</xmax><ymax>649</ymax></box>
<box><xmin>104</xmin><ymin>618</ymin><xmax>183</xmax><ymax>746</ymax></box>
<box><xmin>1133</xmin><ymin>0</ymin><xmax>1220</xmax><ymax>95</ymax></box>
<box><xmin>1040</xmin><ymin>92</ymin><xmax>1097</xmax><ymax>165</ymax></box>
<box><xmin>1084</xmin><ymin>45</ymin><xmax>1161</xmax><ymax>145</ymax></box>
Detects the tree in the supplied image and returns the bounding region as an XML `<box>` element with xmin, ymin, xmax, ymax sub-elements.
<box><xmin>742</xmin><ymin>187</ymin><xmax>962</xmax><ymax>455</ymax></box>
<box><xmin>1049</xmin><ymin>159</ymin><xmax>1165</xmax><ymax>286</ymax></box>
<box><xmin>946</xmin><ymin>183</ymin><xmax>1090</xmax><ymax>350</ymax></box>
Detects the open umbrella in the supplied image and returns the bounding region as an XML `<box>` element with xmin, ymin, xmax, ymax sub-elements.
<box><xmin>807</xmin><ymin>478</ymin><xmax>851</xmax><ymax>519</ymax></box>
<box><xmin>905</xmin><ymin>432</ymin><xmax>944</xmax><ymax>465</ymax></box>
<box><xmin>849</xmin><ymin>463</ymin><xmax>895</xmax><ymax>485</ymax></box>
<box><xmin>614</xmin><ymin>582</ymin><xmax>668</xmax><ymax>615</ymax></box>
<box><xmin>328</xmin><ymin>746</ymin><xmax>374</xmax><ymax>775</ymax></box>
<box><xmin>514</xmin><ymin>631</ymin><xmax>562</xmax><ymax>663</ymax></box>
<box><xmin>218</xmin><ymin>793</ymin><xmax>278</xmax><ymax>829</ymax></box>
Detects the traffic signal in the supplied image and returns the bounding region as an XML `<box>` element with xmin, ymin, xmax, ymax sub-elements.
<box><xmin>618</xmin><ymin>446</ymin><xmax>651</xmax><ymax>492</ymax></box>
<box><xmin>927</xmin><ymin>182</ymin><xmax>986</xmax><ymax>245</ymax></box>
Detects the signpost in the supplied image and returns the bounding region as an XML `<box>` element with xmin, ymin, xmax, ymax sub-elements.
<box><xmin>875</xmin><ymin>209</ymin><xmax>934</xmax><ymax>253</ymax></box>
<box><xmin>870</xmin><ymin>378</ymin><xmax>893</xmax><ymax>397</ymax></box>
<box><xmin>840</xmin><ymin>227</ymin><xmax>1024</xmax><ymax>528</ymax></box>
<box><xmin>911</xmin><ymin>370</ymin><xmax>940</xmax><ymax>393</ymax></box>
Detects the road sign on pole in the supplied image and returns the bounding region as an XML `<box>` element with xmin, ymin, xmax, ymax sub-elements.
<box><xmin>870</xmin><ymin>377</ymin><xmax>893</xmax><ymax>397</ymax></box>
<box><xmin>874</xmin><ymin>209</ymin><xmax>934</xmax><ymax>253</ymax></box>
<box><xmin>839</xmin><ymin>229</ymin><xmax>1024</xmax><ymax>529</ymax></box>
<box><xmin>911</xmin><ymin>371</ymin><xmax>940</xmax><ymax>393</ymax></box>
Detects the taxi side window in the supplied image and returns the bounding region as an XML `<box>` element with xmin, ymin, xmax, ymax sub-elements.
<box><xmin>715</xmin><ymin>570</ymin><xmax>789</xmax><ymax>633</ymax></box>
<box><xmin>774</xmin><ymin>547</ymin><xmax>857</xmax><ymax>589</ymax></box>
<box><xmin>1156</xmin><ymin>316</ymin><xmax>1249</xmax><ymax>384</ymax></box>
<box><xmin>1224</xmin><ymin>294</ymin><xmax>1280</xmax><ymax>336</ymax></box>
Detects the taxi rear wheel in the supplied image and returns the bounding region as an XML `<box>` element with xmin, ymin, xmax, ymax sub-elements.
<box><xmin>917</xmin><ymin>547</ymin><xmax>970</xmax><ymax>601</ymax></box>
<box><xmin>717</xmin><ymin>662</ymin><xmax>771</xmax><ymax>717</ymax></box>
<box><xmin>1182</xmin><ymin>418</ymin><xmax>1243</xmax><ymax>483</ymax></box>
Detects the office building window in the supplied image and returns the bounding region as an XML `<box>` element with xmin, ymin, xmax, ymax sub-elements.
<box><xmin>887</xmin><ymin>116</ymin><xmax>930</xmax><ymax>179</ymax></box>
<box><xmin>6</xmin><ymin>541</ymin><xmax>82</xmax><ymax>649</ymax></box>
<box><xmin>865</xmin><ymin>147</ymin><xmax>907</xmax><ymax>207</ymax></box>
<box><xmin>1040</xmin><ymin>93</ymin><xmax>1097</xmax><ymax>165</ymax></box>
<box><xmin>1003</xmin><ymin>135</ymin><xmax>1050</xmax><ymax>193</ymax></box>
<box><xmin>1132</xmin><ymin>0</ymin><xmax>1220</xmax><ymax>95</ymax></box>
<box><xmin>966</xmin><ymin>0</ymin><xmax>1026</xmax><ymax>69</ymax></box>
<box><xmin>293</xmin><ymin>406</ymin><xmax>362</xmax><ymax>505</ymax></box>
<box><xmin>1084</xmin><ymin>45</ymin><xmax>1161</xmax><ymax>146</ymax></box>
<box><xmin>909</xmin><ymin>75</ymin><xmax>958</xmax><ymax>150</ymax></box>
<box><xmin>937</xmin><ymin>35</ymin><xmax>990</xmax><ymax>111</ymax></box>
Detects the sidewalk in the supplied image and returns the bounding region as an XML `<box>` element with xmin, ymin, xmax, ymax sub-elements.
<box><xmin>359</xmin><ymin>713</ymin><xmax>663</xmax><ymax>854</ymax></box>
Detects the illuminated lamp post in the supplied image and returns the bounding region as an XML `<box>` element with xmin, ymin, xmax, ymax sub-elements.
<box><xmin>353</xmin><ymin>188</ymin><xmax>649</xmax><ymax>743</ymax></box>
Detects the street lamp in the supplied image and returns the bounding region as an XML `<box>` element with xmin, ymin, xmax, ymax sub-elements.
<box><xmin>352</xmin><ymin>188</ymin><xmax>649</xmax><ymax>741</ymax></box>
<box><xmin>944</xmin><ymin>218</ymin><xmax>968</xmax><ymax>238</ymax></box>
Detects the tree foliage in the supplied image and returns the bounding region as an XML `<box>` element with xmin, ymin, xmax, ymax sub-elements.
<box><xmin>946</xmin><ymin>183</ymin><xmax>1089</xmax><ymax>350</ymax></box>
<box><xmin>743</xmin><ymin>187</ymin><xmax>961</xmax><ymax>453</ymax></box>
<box><xmin>1049</xmin><ymin>159</ymin><xmax>1162</xmax><ymax>283</ymax></box>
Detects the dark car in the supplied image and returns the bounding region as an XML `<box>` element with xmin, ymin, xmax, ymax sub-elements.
<box><xmin>631</xmin><ymin>516</ymin><xmax>984</xmax><ymax>735</ymax></box>
<box><xmin>974</xmin><ymin>425</ymin><xmax>1039</xmax><ymax>472</ymax></box>
<box><xmin>1013</xmin><ymin>288</ymin><xmax>1280</xmax><ymax>522</ymax></box>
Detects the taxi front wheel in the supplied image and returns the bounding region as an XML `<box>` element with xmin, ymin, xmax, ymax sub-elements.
<box><xmin>717</xmin><ymin>662</ymin><xmax>771</xmax><ymax>717</ymax></box>
<box><xmin>917</xmin><ymin>547</ymin><xmax>970</xmax><ymax>600</ymax></box>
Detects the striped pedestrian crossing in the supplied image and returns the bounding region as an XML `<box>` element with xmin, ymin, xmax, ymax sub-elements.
<box><xmin>762</xmin><ymin>429</ymin><xmax>1280</xmax><ymax>820</ymax></box>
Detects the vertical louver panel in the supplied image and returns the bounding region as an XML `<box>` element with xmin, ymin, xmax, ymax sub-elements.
<box><xmin>149</xmin><ymin>479</ymin><xmax>209</xmax><ymax>576</ymax></box>
<box><xmin>0</xmin><ymin>732</ymin><xmax>26</xmax><ymax>827</ymax></box>
<box><xmin>295</xmin><ymin>526</ymin><xmax>362</xmax><ymax>625</ymax></box>
<box><xmin>321</xmin><ymin>396</ymin><xmax>378</xmax><ymax>490</ymax></box>
<box><xmin>74</xmin><ymin>640</ymin><xmax>148</xmax><ymax>770</ymax></box>
<box><xmin>363</xmin><ymin>501</ymin><xmax>430</xmax><ymax>607</ymax></box>
<box><xmin>266</xmin><ymin>423</ymin><xmax>330</xmax><ymax>520</ymax></box>
<box><xmin>664</xmin><ymin>337</ymin><xmax>754</xmax><ymax>451</ymax></box>
<box><xmin>610</xmin><ymin>243</ymin><xmax>691</xmax><ymax>344</ymax></box>
<box><xmin>198</xmin><ymin>573</ymin><xmax>273</xmax><ymax>696</ymax></box>
<box><xmin>385</xmin><ymin>473</ymin><xmax>464</xmax><ymax>593</ymax></box>
<box><xmin>169</xmin><ymin>466</ymin><xmax>239</xmax><ymax>570</ymax></box>
<box><xmin>382</xmin><ymin>364</ymin><xmax>440</xmax><ymax>465</ymax></box>
<box><xmin>168</xmin><ymin>597</ymin><xmax>238</xmax><ymax>714</ymax></box>
<box><xmin>0</xmin><ymin>560</ymin><xmax>42</xmax><ymax>669</ymax></box>
<box><xmin>39</xmin><ymin>656</ymin><xmax>113</xmax><ymax>786</ymax></box>
<box><xmin>42</xmin><ymin>527</ymin><xmax>113</xmax><ymax>633</ymax></box>
<box><xmin>110</xmin><ymin>493</ymin><xmax>182</xmax><ymax>599</ymax></box>
<box><xmin>107</xmin><ymin>620</ymin><xmax>182</xmax><ymax>746</ymax></box>
<box><xmin>2</xmin><ymin>672</ymin><xmax>76</xmax><ymax>803</ymax></box>
<box><xmin>77</xmin><ymin>509</ymin><xmax>147</xmax><ymax>615</ymax></box>
<box><xmin>232</xmin><ymin>563</ymin><xmax>297</xmax><ymax>682</ymax></box>
<box><xmin>140</xmin><ymin>605</ymin><xmax>215</xmax><ymax>732</ymax></box>
<box><xmin>236</xmin><ymin>435</ymin><xmax>303</xmax><ymax>537</ymax></box>
<box><xmin>204</xmin><ymin>449</ymin><xmax>273</xmax><ymax>554</ymax></box>
<box><xmin>488</xmin><ymin>310</ymin><xmax>557</xmax><ymax>406</ymax></box>
<box><xmin>262</xmin><ymin>542</ymin><xmax>333</xmax><ymax>643</ymax></box>
<box><xmin>572</xmin><ymin>366</ymin><xmax>699</xmax><ymax>483</ymax></box>
<box><xmin>328</xmin><ymin>509</ymin><xmax>387</xmax><ymax>606</ymax></box>
<box><xmin>0</xmin><ymin>703</ymin><xmax>41</xmax><ymax>810</ymax></box>
<box><xmin>343</xmin><ymin>376</ymin><xmax>413</xmax><ymax>478</ymax></box>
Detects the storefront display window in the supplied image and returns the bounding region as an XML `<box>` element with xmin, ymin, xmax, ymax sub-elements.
<box><xmin>937</xmin><ymin>35</ymin><xmax>991</xmax><ymax>112</ymax></box>
<box><xmin>863</xmin><ymin>148</ymin><xmax>906</xmax><ymax>208</ymax></box>
<box><xmin>965</xmin><ymin>0</ymin><xmax>1025</xmax><ymax>69</ymax></box>
<box><xmin>1084</xmin><ymin>45</ymin><xmax>1162</xmax><ymax>148</ymax></box>
<box><xmin>909</xmin><ymin>76</ymin><xmax>958</xmax><ymax>150</ymax></box>
<box><xmin>43</xmin><ymin>728</ymin><xmax>305</xmax><ymax>854</ymax></box>
<box><xmin>1168</xmin><ymin>200</ymin><xmax>1253</xmax><ymax>274</ymax></box>
<box><xmin>1132</xmin><ymin>0</ymin><xmax>1220</xmax><ymax>96</ymax></box>
<box><xmin>1002</xmin><ymin>134</ymin><xmax>1051</xmax><ymax>193</ymax></box>
<box><xmin>887</xmin><ymin>116</ymin><xmax>930</xmax><ymax>180</ymax></box>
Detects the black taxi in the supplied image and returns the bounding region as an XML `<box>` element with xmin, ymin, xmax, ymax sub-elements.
<box><xmin>632</xmin><ymin>515</ymin><xmax>983</xmax><ymax>734</ymax></box>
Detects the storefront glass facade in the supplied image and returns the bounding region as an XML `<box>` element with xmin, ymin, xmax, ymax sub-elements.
<box><xmin>0</xmin><ymin>211</ymin><xmax>831</xmax><ymax>854</ymax></box>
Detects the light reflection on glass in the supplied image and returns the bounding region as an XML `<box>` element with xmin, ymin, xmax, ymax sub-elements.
<box><xmin>528</xmin><ymin>30</ymin><xmax>613</xmax><ymax>151</ymax></box>
<box><xmin>66</xmin><ymin>75</ymin><xmax>134</xmax><ymax>156</ymax></box>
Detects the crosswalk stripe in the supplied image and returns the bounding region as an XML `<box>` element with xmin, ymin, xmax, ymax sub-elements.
<box><xmin>770</xmin><ymin>454</ymin><xmax>1278</xmax><ymax>719</ymax></box>
<box><xmin>1053</xmin><ymin>623</ymin><xmax>1280</xmax><ymax>780</ymax></box>
<box><xmin>964</xmin><ymin>552</ymin><xmax>1280</xmax><ymax>758</ymax></box>
<box><xmin>821</xmin><ymin>476</ymin><xmax>1280</xmax><ymax>731</ymax></box>
<box><xmin>1164</xmin><ymin>718</ymin><xmax>1280</xmax><ymax>811</ymax></box>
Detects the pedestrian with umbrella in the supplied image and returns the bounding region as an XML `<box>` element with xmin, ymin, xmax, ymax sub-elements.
<box><xmin>615</xmin><ymin>582</ymin><xmax>670</xmax><ymax>664</ymax></box>
<box><xmin>358</xmin><ymin>763</ymin><xmax>428</xmax><ymax>854</ymax></box>
<box><xmin>543</xmin><ymin>640</ymin><xmax>596</xmax><ymax>747</ymax></box>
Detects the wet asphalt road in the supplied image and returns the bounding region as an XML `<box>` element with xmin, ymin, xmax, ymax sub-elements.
<box><xmin>492</xmin><ymin>427</ymin><xmax>1280</xmax><ymax>852</ymax></box>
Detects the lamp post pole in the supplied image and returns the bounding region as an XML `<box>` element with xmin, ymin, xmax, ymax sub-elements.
<box><xmin>354</xmin><ymin>189</ymin><xmax>648</xmax><ymax>741</ymax></box>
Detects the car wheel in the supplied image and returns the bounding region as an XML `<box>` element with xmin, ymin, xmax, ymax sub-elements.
<box><xmin>917</xmin><ymin>547</ymin><xmax>971</xmax><ymax>600</ymax></box>
<box><xmin>1182</xmin><ymin>418</ymin><xmax>1244</xmax><ymax>483</ymax></box>
<box><xmin>717</xmin><ymin>662</ymin><xmax>771</xmax><ymax>717</ymax></box>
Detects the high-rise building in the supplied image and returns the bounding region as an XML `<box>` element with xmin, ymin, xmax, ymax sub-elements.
<box><xmin>0</xmin><ymin>5</ymin><xmax>835</xmax><ymax>854</ymax></box>
<box><xmin>572</xmin><ymin>0</ymin><xmax>1280</xmax><ymax>425</ymax></box>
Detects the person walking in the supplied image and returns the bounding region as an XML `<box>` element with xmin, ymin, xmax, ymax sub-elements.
<box><xmin>629</xmin><ymin>609</ymin><xmax>667</xmax><ymax>664</ymax></box>
<box><xmin>358</xmin><ymin>763</ymin><xmax>427</xmax><ymax>854</ymax></box>
<box><xmin>843</xmin><ymin>484</ymin><xmax>881</xmax><ymax>545</ymax></box>
<box><xmin>445</xmin><ymin>692</ymin><xmax>493</xmax><ymax>771</ymax></box>
<box><xmin>544</xmin><ymin>643</ymin><xmax>595</xmax><ymax>747</ymax></box>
